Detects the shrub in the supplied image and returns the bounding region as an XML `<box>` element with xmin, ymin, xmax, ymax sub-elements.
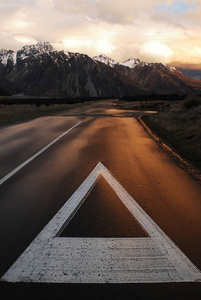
<box><xmin>181</xmin><ymin>95</ymin><xmax>201</xmax><ymax>109</ymax></box>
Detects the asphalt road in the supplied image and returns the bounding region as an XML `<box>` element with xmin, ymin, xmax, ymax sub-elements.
<box><xmin>0</xmin><ymin>100</ymin><xmax>201</xmax><ymax>299</ymax></box>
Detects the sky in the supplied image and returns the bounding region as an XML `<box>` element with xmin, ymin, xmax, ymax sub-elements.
<box><xmin>0</xmin><ymin>0</ymin><xmax>201</xmax><ymax>65</ymax></box>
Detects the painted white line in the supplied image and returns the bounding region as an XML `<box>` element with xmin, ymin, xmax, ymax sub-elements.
<box><xmin>2</xmin><ymin>162</ymin><xmax>201</xmax><ymax>283</ymax></box>
<box><xmin>0</xmin><ymin>121</ymin><xmax>82</xmax><ymax>186</ymax></box>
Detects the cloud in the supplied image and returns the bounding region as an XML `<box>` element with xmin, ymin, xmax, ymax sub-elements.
<box><xmin>170</xmin><ymin>42</ymin><xmax>201</xmax><ymax>64</ymax></box>
<box><xmin>0</xmin><ymin>0</ymin><xmax>201</xmax><ymax>64</ymax></box>
<box><xmin>61</xmin><ymin>38</ymin><xmax>115</xmax><ymax>55</ymax></box>
<box><xmin>141</xmin><ymin>41</ymin><xmax>174</xmax><ymax>61</ymax></box>
<box><xmin>15</xmin><ymin>35</ymin><xmax>37</xmax><ymax>45</ymax></box>
<box><xmin>150</xmin><ymin>10</ymin><xmax>187</xmax><ymax>29</ymax></box>
<box><xmin>54</xmin><ymin>0</ymin><xmax>162</xmax><ymax>24</ymax></box>
<box><xmin>156</xmin><ymin>1</ymin><xmax>196</xmax><ymax>14</ymax></box>
<box><xmin>37</xmin><ymin>0</ymin><xmax>54</xmax><ymax>7</ymax></box>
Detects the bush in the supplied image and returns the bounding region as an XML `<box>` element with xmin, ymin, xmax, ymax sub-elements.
<box><xmin>181</xmin><ymin>95</ymin><xmax>201</xmax><ymax>109</ymax></box>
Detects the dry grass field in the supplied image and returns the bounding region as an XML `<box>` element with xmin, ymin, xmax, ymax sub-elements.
<box><xmin>141</xmin><ymin>96</ymin><xmax>201</xmax><ymax>170</ymax></box>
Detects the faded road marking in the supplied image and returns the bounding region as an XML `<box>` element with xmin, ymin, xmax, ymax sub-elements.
<box><xmin>2</xmin><ymin>163</ymin><xmax>201</xmax><ymax>283</ymax></box>
<box><xmin>0</xmin><ymin>121</ymin><xmax>82</xmax><ymax>186</ymax></box>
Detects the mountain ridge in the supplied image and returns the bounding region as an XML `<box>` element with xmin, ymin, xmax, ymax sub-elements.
<box><xmin>0</xmin><ymin>41</ymin><xmax>201</xmax><ymax>97</ymax></box>
<box><xmin>94</xmin><ymin>54</ymin><xmax>201</xmax><ymax>94</ymax></box>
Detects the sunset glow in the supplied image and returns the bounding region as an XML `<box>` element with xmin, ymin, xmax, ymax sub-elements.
<box><xmin>142</xmin><ymin>41</ymin><xmax>174</xmax><ymax>59</ymax></box>
<box><xmin>0</xmin><ymin>0</ymin><xmax>201</xmax><ymax>64</ymax></box>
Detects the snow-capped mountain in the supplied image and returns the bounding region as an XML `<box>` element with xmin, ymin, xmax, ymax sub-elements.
<box><xmin>0</xmin><ymin>49</ymin><xmax>17</xmax><ymax>67</ymax></box>
<box><xmin>0</xmin><ymin>41</ymin><xmax>74</xmax><ymax>70</ymax></box>
<box><xmin>97</xmin><ymin>55</ymin><xmax>184</xmax><ymax>76</ymax></box>
<box><xmin>95</xmin><ymin>54</ymin><xmax>201</xmax><ymax>94</ymax></box>
<box><xmin>0</xmin><ymin>42</ymin><xmax>143</xmax><ymax>97</ymax></box>
<box><xmin>121</xmin><ymin>58</ymin><xmax>142</xmax><ymax>68</ymax></box>
<box><xmin>0</xmin><ymin>41</ymin><xmax>201</xmax><ymax>97</ymax></box>
<box><xmin>93</xmin><ymin>54</ymin><xmax>119</xmax><ymax>67</ymax></box>
<box><xmin>93</xmin><ymin>56</ymin><xmax>147</xmax><ymax>69</ymax></box>
<box><xmin>17</xmin><ymin>41</ymin><xmax>55</xmax><ymax>61</ymax></box>
<box><xmin>0</xmin><ymin>42</ymin><xmax>56</xmax><ymax>68</ymax></box>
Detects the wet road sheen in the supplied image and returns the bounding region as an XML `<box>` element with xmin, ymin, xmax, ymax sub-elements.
<box><xmin>0</xmin><ymin>100</ymin><xmax>201</xmax><ymax>298</ymax></box>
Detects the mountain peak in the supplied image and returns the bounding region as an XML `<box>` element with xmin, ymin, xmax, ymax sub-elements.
<box><xmin>36</xmin><ymin>41</ymin><xmax>54</xmax><ymax>49</ymax></box>
<box><xmin>93</xmin><ymin>54</ymin><xmax>119</xmax><ymax>67</ymax></box>
<box><xmin>1</xmin><ymin>42</ymin><xmax>201</xmax><ymax>97</ymax></box>
<box><xmin>121</xmin><ymin>58</ymin><xmax>145</xmax><ymax>68</ymax></box>
<box><xmin>20</xmin><ymin>41</ymin><xmax>55</xmax><ymax>56</ymax></box>
<box><xmin>0</xmin><ymin>49</ymin><xmax>17</xmax><ymax>66</ymax></box>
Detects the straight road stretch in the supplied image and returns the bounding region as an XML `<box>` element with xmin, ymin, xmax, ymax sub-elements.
<box><xmin>0</xmin><ymin>100</ymin><xmax>201</xmax><ymax>299</ymax></box>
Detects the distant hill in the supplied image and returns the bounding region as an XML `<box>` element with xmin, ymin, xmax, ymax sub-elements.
<box><xmin>170</xmin><ymin>62</ymin><xmax>201</xmax><ymax>80</ymax></box>
<box><xmin>177</xmin><ymin>68</ymin><xmax>201</xmax><ymax>81</ymax></box>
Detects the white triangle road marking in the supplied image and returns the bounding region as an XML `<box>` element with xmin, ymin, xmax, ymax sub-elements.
<box><xmin>1</xmin><ymin>162</ymin><xmax>201</xmax><ymax>283</ymax></box>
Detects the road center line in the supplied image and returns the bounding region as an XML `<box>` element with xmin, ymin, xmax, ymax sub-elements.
<box><xmin>0</xmin><ymin>121</ymin><xmax>82</xmax><ymax>186</ymax></box>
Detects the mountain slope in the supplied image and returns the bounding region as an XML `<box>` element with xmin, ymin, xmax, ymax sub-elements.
<box><xmin>0</xmin><ymin>42</ymin><xmax>145</xmax><ymax>97</ymax></box>
<box><xmin>93</xmin><ymin>54</ymin><xmax>119</xmax><ymax>67</ymax></box>
<box><xmin>0</xmin><ymin>42</ymin><xmax>201</xmax><ymax>97</ymax></box>
<box><xmin>115</xmin><ymin>62</ymin><xmax>197</xmax><ymax>94</ymax></box>
<box><xmin>0</xmin><ymin>84</ymin><xmax>10</xmax><ymax>96</ymax></box>
<box><xmin>170</xmin><ymin>62</ymin><xmax>201</xmax><ymax>80</ymax></box>
<box><xmin>94</xmin><ymin>56</ymin><xmax>201</xmax><ymax>94</ymax></box>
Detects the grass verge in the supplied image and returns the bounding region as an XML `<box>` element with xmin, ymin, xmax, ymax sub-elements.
<box><xmin>141</xmin><ymin>103</ymin><xmax>201</xmax><ymax>172</ymax></box>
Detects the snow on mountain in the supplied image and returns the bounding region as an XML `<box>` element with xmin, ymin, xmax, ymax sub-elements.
<box><xmin>121</xmin><ymin>59</ymin><xmax>185</xmax><ymax>76</ymax></box>
<box><xmin>21</xmin><ymin>41</ymin><xmax>55</xmax><ymax>55</ymax></box>
<box><xmin>0</xmin><ymin>43</ymin><xmax>145</xmax><ymax>97</ymax></box>
<box><xmin>94</xmin><ymin>55</ymin><xmax>185</xmax><ymax>78</ymax></box>
<box><xmin>93</xmin><ymin>56</ymin><xmax>149</xmax><ymax>69</ymax></box>
<box><xmin>62</xmin><ymin>50</ymin><xmax>72</xmax><ymax>59</ymax></box>
<box><xmin>165</xmin><ymin>64</ymin><xmax>185</xmax><ymax>76</ymax></box>
<box><xmin>120</xmin><ymin>58</ymin><xmax>142</xmax><ymax>68</ymax></box>
<box><xmin>0</xmin><ymin>49</ymin><xmax>17</xmax><ymax>66</ymax></box>
<box><xmin>1</xmin><ymin>41</ymin><xmax>201</xmax><ymax>97</ymax></box>
<box><xmin>93</xmin><ymin>54</ymin><xmax>119</xmax><ymax>67</ymax></box>
<box><xmin>0</xmin><ymin>41</ymin><xmax>57</xmax><ymax>67</ymax></box>
<box><xmin>17</xmin><ymin>41</ymin><xmax>56</xmax><ymax>60</ymax></box>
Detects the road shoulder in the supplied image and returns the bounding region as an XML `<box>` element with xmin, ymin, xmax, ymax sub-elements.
<box><xmin>137</xmin><ymin>116</ymin><xmax>201</xmax><ymax>185</ymax></box>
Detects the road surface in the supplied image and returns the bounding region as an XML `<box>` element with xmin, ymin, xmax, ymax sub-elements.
<box><xmin>0</xmin><ymin>100</ymin><xmax>201</xmax><ymax>299</ymax></box>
